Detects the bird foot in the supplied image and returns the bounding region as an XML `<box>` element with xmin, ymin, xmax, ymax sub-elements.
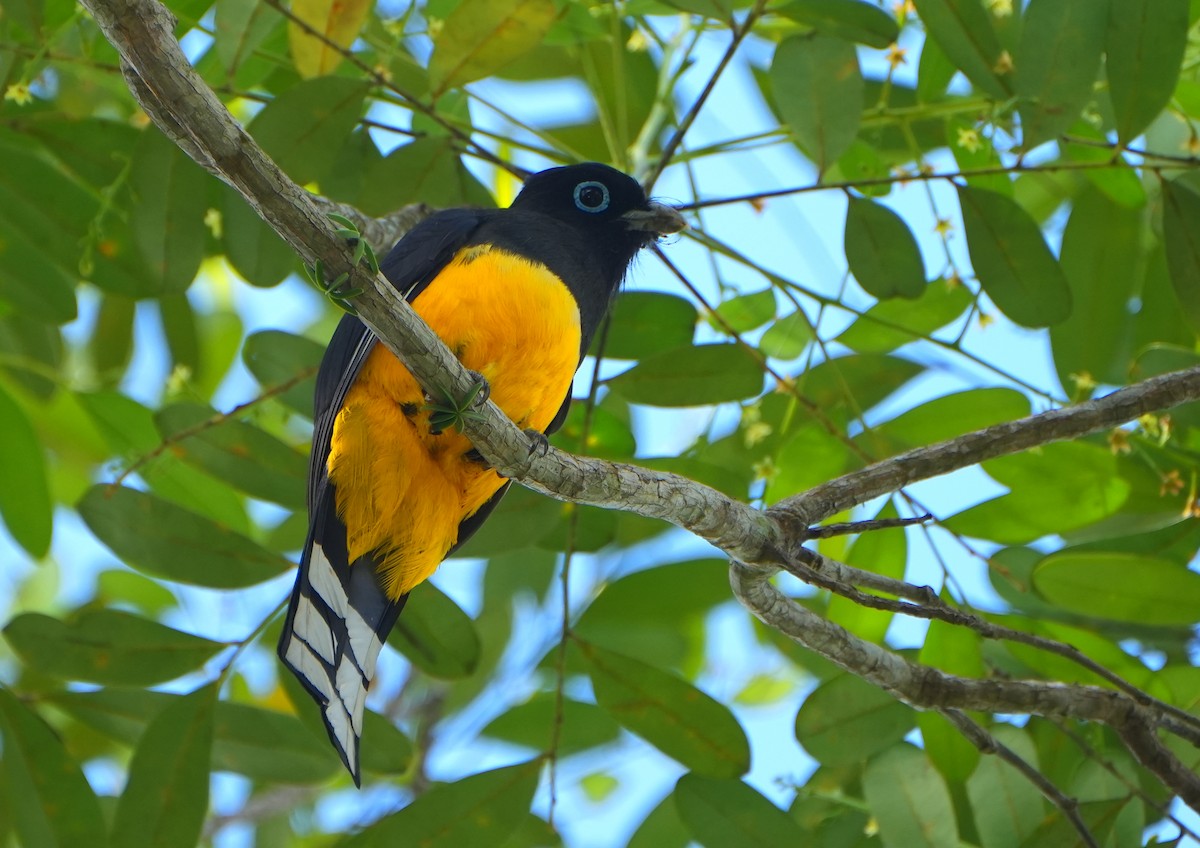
<box><xmin>524</xmin><ymin>428</ymin><xmax>550</xmax><ymax>457</ymax></box>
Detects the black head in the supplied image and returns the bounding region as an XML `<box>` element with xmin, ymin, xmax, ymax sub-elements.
<box><xmin>510</xmin><ymin>163</ymin><xmax>685</xmax><ymax>282</ymax></box>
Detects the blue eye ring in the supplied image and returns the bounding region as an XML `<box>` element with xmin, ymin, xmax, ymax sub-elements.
<box><xmin>573</xmin><ymin>180</ymin><xmax>610</xmax><ymax>213</ymax></box>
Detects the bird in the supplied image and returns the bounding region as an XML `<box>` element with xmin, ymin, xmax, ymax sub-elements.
<box><xmin>277</xmin><ymin>163</ymin><xmax>685</xmax><ymax>784</ymax></box>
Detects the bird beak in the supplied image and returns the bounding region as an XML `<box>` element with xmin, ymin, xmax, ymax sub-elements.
<box><xmin>621</xmin><ymin>201</ymin><xmax>687</xmax><ymax>236</ymax></box>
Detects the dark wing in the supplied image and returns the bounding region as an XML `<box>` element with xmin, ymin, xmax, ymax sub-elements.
<box><xmin>278</xmin><ymin>210</ymin><xmax>486</xmax><ymax>785</ymax></box>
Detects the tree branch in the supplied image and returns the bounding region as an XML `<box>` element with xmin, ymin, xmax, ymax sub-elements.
<box><xmin>80</xmin><ymin>0</ymin><xmax>1200</xmax><ymax>813</ymax></box>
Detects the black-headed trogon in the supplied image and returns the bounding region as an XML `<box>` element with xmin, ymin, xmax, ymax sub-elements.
<box><xmin>277</xmin><ymin>163</ymin><xmax>685</xmax><ymax>784</ymax></box>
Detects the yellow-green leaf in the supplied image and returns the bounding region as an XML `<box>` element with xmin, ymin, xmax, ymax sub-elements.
<box><xmin>287</xmin><ymin>0</ymin><xmax>373</xmax><ymax>79</ymax></box>
<box><xmin>429</xmin><ymin>0</ymin><xmax>559</xmax><ymax>95</ymax></box>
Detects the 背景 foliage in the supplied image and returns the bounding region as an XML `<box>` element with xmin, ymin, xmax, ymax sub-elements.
<box><xmin>2</xmin><ymin>0</ymin><xmax>1200</xmax><ymax>846</ymax></box>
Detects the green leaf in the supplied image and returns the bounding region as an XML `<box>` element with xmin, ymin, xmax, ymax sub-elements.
<box><xmin>917</xmin><ymin>34</ymin><xmax>957</xmax><ymax>102</ymax></box>
<box><xmin>483</xmin><ymin>694</ymin><xmax>622</xmax><ymax>756</ymax></box>
<box><xmin>154</xmin><ymin>402</ymin><xmax>307</xmax><ymax>509</ymax></box>
<box><xmin>213</xmin><ymin>0</ymin><xmax>283</xmax><ymax>84</ymax></box>
<box><xmin>428</xmin><ymin>0</ymin><xmax>559</xmax><ymax>94</ymax></box>
<box><xmin>601</xmin><ymin>291</ymin><xmax>698</xmax><ymax>360</ymax></box>
<box><xmin>794</xmin><ymin>674</ymin><xmax>914</xmax><ymax>765</ymax></box>
<box><xmin>357</xmin><ymin>137</ymin><xmax>494</xmax><ymax>214</ymax></box>
<box><xmin>129</xmin><ymin>130</ymin><xmax>208</xmax><ymax>294</ymax></box>
<box><xmin>798</xmin><ymin>354</ymin><xmax>923</xmax><ymax>416</ymax></box>
<box><xmin>0</xmin><ymin>381</ymin><xmax>51</xmax><ymax>557</ymax></box>
<box><xmin>967</xmin><ymin>726</ymin><xmax>1044</xmax><ymax>848</ymax></box>
<box><xmin>0</xmin><ymin>688</ymin><xmax>108</xmax><ymax>848</ymax></box>
<box><xmin>673</xmin><ymin>774</ymin><xmax>805</xmax><ymax>848</ymax></box>
<box><xmin>713</xmin><ymin>288</ymin><xmax>776</xmax><ymax>333</ymax></box>
<box><xmin>844</xmin><ymin>197</ymin><xmax>926</xmax><ymax>299</ymax></box>
<box><xmin>945</xmin><ymin>442</ymin><xmax>1129</xmax><ymax>544</ymax></box>
<box><xmin>758</xmin><ymin>310</ymin><xmax>813</xmax><ymax>360</ymax></box>
<box><xmin>344</xmin><ymin>761</ymin><xmax>540</xmax><ymax>847</ymax></box>
<box><xmin>628</xmin><ymin>793</ymin><xmax>691</xmax><ymax>848</ymax></box>
<box><xmin>1160</xmin><ymin>178</ymin><xmax>1200</xmax><ymax>333</ymax></box>
<box><xmin>863</xmin><ymin>745</ymin><xmax>958</xmax><ymax>848</ymax></box>
<box><xmin>242</xmin><ymin>329</ymin><xmax>325</xmax><ymax>417</ymax></box>
<box><xmin>78</xmin><ymin>485</ymin><xmax>292</xmax><ymax>588</ymax></box>
<box><xmin>916</xmin><ymin>622</ymin><xmax>983</xmax><ymax>782</ymax></box>
<box><xmin>574</xmin><ymin>559</ymin><xmax>730</xmax><ymax>670</ymax></box>
<box><xmin>606</xmin><ymin>344</ymin><xmax>762</xmax><ymax>407</ymax></box>
<box><xmin>771</xmin><ymin>34</ymin><xmax>863</xmax><ymax>172</ymax></box>
<box><xmin>859</xmin><ymin>387</ymin><xmax>1030</xmax><ymax>457</ymax></box>
<box><xmin>3</xmin><ymin>609</ymin><xmax>224</xmax><ymax>685</ymax></box>
<box><xmin>222</xmin><ymin>189</ymin><xmax>296</xmax><ymax>287</ymax></box>
<box><xmin>957</xmin><ymin>184</ymin><xmax>1072</xmax><ymax>327</ymax></box>
<box><xmin>580</xmin><ymin>640</ymin><xmax>751</xmax><ymax>778</ymax></box>
<box><xmin>386</xmin><ymin>581</ymin><xmax>481</xmax><ymax>678</ymax></box>
<box><xmin>1033</xmin><ymin>551</ymin><xmax>1200</xmax><ymax>625</ymax></box>
<box><xmin>97</xmin><ymin>569</ymin><xmax>177</xmax><ymax>616</ymax></box>
<box><xmin>249</xmin><ymin>77</ymin><xmax>369</xmax><ymax>185</ymax></box>
<box><xmin>1015</xmin><ymin>0</ymin><xmax>1107</xmax><ymax>148</ymax></box>
<box><xmin>1107</xmin><ymin>0</ymin><xmax>1189</xmax><ymax>143</ymax></box>
<box><xmin>774</xmin><ymin>0</ymin><xmax>900</xmax><ymax>48</ymax></box>
<box><xmin>763</xmin><ymin>425</ymin><xmax>853</xmax><ymax>504</ymax></box>
<box><xmin>1050</xmin><ymin>188</ymin><xmax>1142</xmax><ymax>390</ymax></box>
<box><xmin>827</xmin><ymin>502</ymin><xmax>908</xmax><ymax>643</ymax></box>
<box><xmin>837</xmin><ymin>281</ymin><xmax>972</xmax><ymax>353</ymax></box>
<box><xmin>912</xmin><ymin>0</ymin><xmax>1009</xmax><ymax>99</ymax></box>
<box><xmin>1062</xmin><ymin>121</ymin><xmax>1146</xmax><ymax>210</ymax></box>
<box><xmin>110</xmin><ymin>685</ymin><xmax>216</xmax><ymax>848</ymax></box>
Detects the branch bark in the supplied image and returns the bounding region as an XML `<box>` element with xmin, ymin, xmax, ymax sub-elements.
<box><xmin>79</xmin><ymin>0</ymin><xmax>1200</xmax><ymax>813</ymax></box>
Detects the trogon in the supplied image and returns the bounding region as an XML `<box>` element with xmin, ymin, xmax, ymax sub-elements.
<box><xmin>278</xmin><ymin>163</ymin><xmax>685</xmax><ymax>783</ymax></box>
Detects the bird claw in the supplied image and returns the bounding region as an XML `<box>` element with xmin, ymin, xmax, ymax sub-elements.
<box><xmin>524</xmin><ymin>428</ymin><xmax>550</xmax><ymax>457</ymax></box>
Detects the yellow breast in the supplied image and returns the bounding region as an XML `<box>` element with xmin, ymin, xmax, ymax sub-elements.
<box><xmin>326</xmin><ymin>245</ymin><xmax>582</xmax><ymax>597</ymax></box>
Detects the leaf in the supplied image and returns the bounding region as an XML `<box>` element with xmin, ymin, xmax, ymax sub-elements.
<box><xmin>249</xmin><ymin>77</ymin><xmax>369</xmax><ymax>185</ymax></box>
<box><xmin>794</xmin><ymin>674</ymin><xmax>914</xmax><ymax>765</ymax></box>
<box><xmin>916</xmin><ymin>621</ymin><xmax>983</xmax><ymax>782</ymax></box>
<box><xmin>214</xmin><ymin>0</ymin><xmax>283</xmax><ymax>83</ymax></box>
<box><xmin>483</xmin><ymin>694</ymin><xmax>622</xmax><ymax>756</ymax></box>
<box><xmin>858</xmin><ymin>387</ymin><xmax>1030</xmax><ymax>457</ymax></box>
<box><xmin>154</xmin><ymin>403</ymin><xmax>307</xmax><ymax>509</ymax></box>
<box><xmin>1015</xmin><ymin>0</ymin><xmax>1107</xmax><ymax>148</ymax></box>
<box><xmin>356</xmin><ymin>137</ymin><xmax>494</xmax><ymax>215</ymax></box>
<box><xmin>287</xmin><ymin>0</ymin><xmax>373</xmax><ymax>78</ymax></box>
<box><xmin>774</xmin><ymin>0</ymin><xmax>900</xmax><ymax>48</ymax></box>
<box><xmin>1062</xmin><ymin>122</ymin><xmax>1146</xmax><ymax>210</ymax></box>
<box><xmin>1050</xmin><ymin>188</ymin><xmax>1142</xmax><ymax>389</ymax></box>
<box><xmin>799</xmin><ymin>354</ymin><xmax>923</xmax><ymax>416</ymax></box>
<box><xmin>1160</xmin><ymin>178</ymin><xmax>1200</xmax><ymax>333</ymax></box>
<box><xmin>3</xmin><ymin>609</ymin><xmax>224</xmax><ymax>685</ymax></box>
<box><xmin>863</xmin><ymin>745</ymin><xmax>958</xmax><ymax>848</ymax></box>
<box><xmin>945</xmin><ymin>442</ymin><xmax>1130</xmax><ymax>544</ymax></box>
<box><xmin>606</xmin><ymin>344</ymin><xmax>762</xmax><ymax>407</ymax></box>
<box><xmin>967</xmin><ymin>726</ymin><xmax>1044</xmax><ymax>848</ymax></box>
<box><xmin>574</xmin><ymin>559</ymin><xmax>730</xmax><ymax>669</ymax></box>
<box><xmin>911</xmin><ymin>0</ymin><xmax>1009</xmax><ymax>99</ymax></box>
<box><xmin>78</xmin><ymin>485</ymin><xmax>292</xmax><ymax>588</ymax></box>
<box><xmin>580</xmin><ymin>641</ymin><xmax>750</xmax><ymax>777</ymax></box>
<box><xmin>628</xmin><ymin>792</ymin><xmax>692</xmax><ymax>848</ymax></box>
<box><xmin>758</xmin><ymin>310</ymin><xmax>813</xmax><ymax>360</ymax></box>
<box><xmin>713</xmin><ymin>288</ymin><xmax>775</xmax><ymax>333</ymax></box>
<box><xmin>673</xmin><ymin>774</ymin><xmax>805</xmax><ymax>848</ymax></box>
<box><xmin>957</xmin><ymin>184</ymin><xmax>1072</xmax><ymax>327</ymax></box>
<box><xmin>129</xmin><ymin>130</ymin><xmax>208</xmax><ymax>294</ymax></box>
<box><xmin>837</xmin><ymin>281</ymin><xmax>972</xmax><ymax>353</ymax></box>
<box><xmin>110</xmin><ymin>686</ymin><xmax>216</xmax><ymax>848</ymax></box>
<box><xmin>242</xmin><ymin>329</ymin><xmax>326</xmax><ymax>417</ymax></box>
<box><xmin>428</xmin><ymin>0</ymin><xmax>559</xmax><ymax>95</ymax></box>
<box><xmin>0</xmin><ymin>381</ymin><xmax>51</xmax><ymax>557</ymax></box>
<box><xmin>386</xmin><ymin>581</ymin><xmax>481</xmax><ymax>678</ymax></box>
<box><xmin>343</xmin><ymin>761</ymin><xmax>540</xmax><ymax>847</ymax></box>
<box><xmin>771</xmin><ymin>34</ymin><xmax>863</xmax><ymax>172</ymax></box>
<box><xmin>1032</xmin><ymin>551</ymin><xmax>1200</xmax><ymax>625</ymax></box>
<box><xmin>844</xmin><ymin>197</ymin><xmax>926</xmax><ymax>299</ymax></box>
<box><xmin>1107</xmin><ymin>0</ymin><xmax>1189</xmax><ymax>143</ymax></box>
<box><xmin>0</xmin><ymin>688</ymin><xmax>108</xmax><ymax>848</ymax></box>
<box><xmin>763</xmin><ymin>425</ymin><xmax>853</xmax><ymax>504</ymax></box>
<box><xmin>601</xmin><ymin>291</ymin><xmax>698</xmax><ymax>360</ymax></box>
<box><xmin>222</xmin><ymin>189</ymin><xmax>296</xmax><ymax>287</ymax></box>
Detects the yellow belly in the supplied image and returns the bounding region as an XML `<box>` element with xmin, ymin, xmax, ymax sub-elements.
<box><xmin>326</xmin><ymin>245</ymin><xmax>582</xmax><ymax>598</ymax></box>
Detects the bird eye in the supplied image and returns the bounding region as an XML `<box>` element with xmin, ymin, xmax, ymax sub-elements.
<box><xmin>573</xmin><ymin>181</ymin><xmax>610</xmax><ymax>213</ymax></box>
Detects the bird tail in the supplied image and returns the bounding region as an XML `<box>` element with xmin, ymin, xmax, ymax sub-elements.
<box><xmin>278</xmin><ymin>537</ymin><xmax>405</xmax><ymax>785</ymax></box>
